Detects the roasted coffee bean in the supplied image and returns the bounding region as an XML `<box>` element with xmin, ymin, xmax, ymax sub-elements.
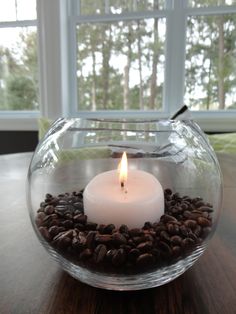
<box><xmin>39</xmin><ymin>226</ymin><xmax>51</xmax><ymax>241</ymax></box>
<box><xmin>202</xmin><ymin>227</ymin><xmax>212</xmax><ymax>238</ymax></box>
<box><xmin>44</xmin><ymin>205</ymin><xmax>54</xmax><ymax>215</ymax></box>
<box><xmin>188</xmin><ymin>232</ymin><xmax>198</xmax><ymax>242</ymax></box>
<box><xmin>136</xmin><ymin>253</ymin><xmax>154</xmax><ymax>268</ymax></box>
<box><xmin>85</xmin><ymin>222</ymin><xmax>97</xmax><ymax>231</ymax></box>
<box><xmin>180</xmin><ymin>225</ymin><xmax>189</xmax><ymax>236</ymax></box>
<box><xmin>86</xmin><ymin>231</ymin><xmax>97</xmax><ymax>248</ymax></box>
<box><xmin>49</xmin><ymin>225</ymin><xmax>60</xmax><ymax>237</ymax></box>
<box><xmin>183</xmin><ymin>211</ymin><xmax>192</xmax><ymax>218</ymax></box>
<box><xmin>106</xmin><ymin>249</ymin><xmax>116</xmax><ymax>261</ymax></box>
<box><xmin>172</xmin><ymin>246</ymin><xmax>181</xmax><ymax>256</ymax></box>
<box><xmin>95</xmin><ymin>234</ymin><xmax>113</xmax><ymax>244</ymax></box>
<box><xmin>128</xmin><ymin>248</ymin><xmax>140</xmax><ymax>262</ymax></box>
<box><xmin>73</xmin><ymin>214</ymin><xmax>87</xmax><ymax>224</ymax></box>
<box><xmin>167</xmin><ymin>223</ymin><xmax>179</xmax><ymax>235</ymax></box>
<box><xmin>129</xmin><ymin>228</ymin><xmax>143</xmax><ymax>237</ymax></box>
<box><xmin>155</xmin><ymin>225</ymin><xmax>167</xmax><ymax>235</ymax></box>
<box><xmin>80</xmin><ymin>248</ymin><xmax>92</xmax><ymax>260</ymax></box>
<box><xmin>112</xmin><ymin>248</ymin><xmax>126</xmax><ymax>266</ymax></box>
<box><xmin>184</xmin><ymin>219</ymin><xmax>197</xmax><ymax>229</ymax></box>
<box><xmin>62</xmin><ymin>220</ymin><xmax>74</xmax><ymax>229</ymax></box>
<box><xmin>137</xmin><ymin>241</ymin><xmax>153</xmax><ymax>253</ymax></box>
<box><xmin>119</xmin><ymin>224</ymin><xmax>129</xmax><ymax>234</ymax></box>
<box><xmin>103</xmin><ymin>224</ymin><xmax>116</xmax><ymax>234</ymax></box>
<box><xmin>112</xmin><ymin>232</ymin><xmax>127</xmax><ymax>245</ymax></box>
<box><xmin>143</xmin><ymin>222</ymin><xmax>152</xmax><ymax>229</ymax></box>
<box><xmin>56</xmin><ymin>236</ymin><xmax>71</xmax><ymax>249</ymax></box>
<box><xmin>194</xmin><ymin>224</ymin><xmax>202</xmax><ymax>237</ymax></box>
<box><xmin>160</xmin><ymin>231</ymin><xmax>171</xmax><ymax>242</ymax></box>
<box><xmin>164</xmin><ymin>188</ymin><xmax>172</xmax><ymax>195</ymax></box>
<box><xmin>97</xmin><ymin>224</ymin><xmax>106</xmax><ymax>233</ymax></box>
<box><xmin>78</xmin><ymin>232</ymin><xmax>87</xmax><ymax>246</ymax></box>
<box><xmin>195</xmin><ymin>201</ymin><xmax>205</xmax><ymax>208</ymax></box>
<box><xmin>94</xmin><ymin>244</ymin><xmax>107</xmax><ymax>263</ymax></box>
<box><xmin>160</xmin><ymin>214</ymin><xmax>177</xmax><ymax>223</ymax></box>
<box><xmin>197</xmin><ymin>217</ymin><xmax>211</xmax><ymax>227</ymax></box>
<box><xmin>182</xmin><ymin>237</ymin><xmax>195</xmax><ymax>248</ymax></box>
<box><xmin>199</xmin><ymin>206</ymin><xmax>213</xmax><ymax>213</ymax></box>
<box><xmin>159</xmin><ymin>241</ymin><xmax>172</xmax><ymax>255</ymax></box>
<box><xmin>171</xmin><ymin>235</ymin><xmax>182</xmax><ymax>245</ymax></box>
<box><xmin>73</xmin><ymin>202</ymin><xmax>84</xmax><ymax>212</ymax></box>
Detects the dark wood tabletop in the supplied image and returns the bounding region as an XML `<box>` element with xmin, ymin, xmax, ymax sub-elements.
<box><xmin>0</xmin><ymin>152</ymin><xmax>236</xmax><ymax>314</ymax></box>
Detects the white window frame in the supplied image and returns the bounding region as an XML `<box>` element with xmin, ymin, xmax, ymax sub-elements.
<box><xmin>1</xmin><ymin>0</ymin><xmax>236</xmax><ymax>131</ymax></box>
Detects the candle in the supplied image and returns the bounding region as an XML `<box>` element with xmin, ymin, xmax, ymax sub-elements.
<box><xmin>83</xmin><ymin>152</ymin><xmax>164</xmax><ymax>228</ymax></box>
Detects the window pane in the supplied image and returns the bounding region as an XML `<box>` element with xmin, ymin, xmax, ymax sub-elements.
<box><xmin>188</xmin><ymin>0</ymin><xmax>236</xmax><ymax>7</ymax></box>
<box><xmin>0</xmin><ymin>27</ymin><xmax>39</xmax><ymax>111</ymax></box>
<box><xmin>76</xmin><ymin>18</ymin><xmax>165</xmax><ymax>111</ymax></box>
<box><xmin>80</xmin><ymin>0</ymin><xmax>165</xmax><ymax>15</ymax></box>
<box><xmin>0</xmin><ymin>0</ymin><xmax>36</xmax><ymax>22</ymax></box>
<box><xmin>185</xmin><ymin>14</ymin><xmax>236</xmax><ymax>110</ymax></box>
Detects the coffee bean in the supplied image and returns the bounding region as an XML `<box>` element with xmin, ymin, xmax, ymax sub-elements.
<box><xmin>85</xmin><ymin>222</ymin><xmax>97</xmax><ymax>231</ymax></box>
<box><xmin>183</xmin><ymin>211</ymin><xmax>192</xmax><ymax>218</ymax></box>
<box><xmin>155</xmin><ymin>225</ymin><xmax>167</xmax><ymax>235</ymax></box>
<box><xmin>112</xmin><ymin>248</ymin><xmax>126</xmax><ymax>266</ymax></box>
<box><xmin>80</xmin><ymin>248</ymin><xmax>92</xmax><ymax>260</ymax></box>
<box><xmin>171</xmin><ymin>235</ymin><xmax>182</xmax><ymax>245</ymax></box>
<box><xmin>164</xmin><ymin>188</ymin><xmax>172</xmax><ymax>195</ymax></box>
<box><xmin>159</xmin><ymin>241</ymin><xmax>172</xmax><ymax>255</ymax></box>
<box><xmin>143</xmin><ymin>222</ymin><xmax>152</xmax><ymax>229</ymax></box>
<box><xmin>197</xmin><ymin>217</ymin><xmax>211</xmax><ymax>227</ymax></box>
<box><xmin>103</xmin><ymin>224</ymin><xmax>116</xmax><ymax>234</ymax></box>
<box><xmin>112</xmin><ymin>232</ymin><xmax>127</xmax><ymax>245</ymax></box>
<box><xmin>195</xmin><ymin>201</ymin><xmax>205</xmax><ymax>208</ymax></box>
<box><xmin>184</xmin><ymin>219</ymin><xmax>197</xmax><ymax>229</ymax></box>
<box><xmin>172</xmin><ymin>246</ymin><xmax>181</xmax><ymax>256</ymax></box>
<box><xmin>119</xmin><ymin>224</ymin><xmax>129</xmax><ymax>234</ymax></box>
<box><xmin>44</xmin><ymin>205</ymin><xmax>54</xmax><ymax>215</ymax></box>
<box><xmin>94</xmin><ymin>244</ymin><xmax>107</xmax><ymax>263</ymax></box>
<box><xmin>95</xmin><ymin>234</ymin><xmax>113</xmax><ymax>244</ymax></box>
<box><xmin>202</xmin><ymin>227</ymin><xmax>212</xmax><ymax>238</ymax></box>
<box><xmin>167</xmin><ymin>223</ymin><xmax>179</xmax><ymax>235</ymax></box>
<box><xmin>136</xmin><ymin>253</ymin><xmax>154</xmax><ymax>268</ymax></box>
<box><xmin>137</xmin><ymin>241</ymin><xmax>153</xmax><ymax>253</ymax></box>
<box><xmin>194</xmin><ymin>225</ymin><xmax>202</xmax><ymax>237</ymax></box>
<box><xmin>160</xmin><ymin>214</ymin><xmax>177</xmax><ymax>223</ymax></box>
<box><xmin>73</xmin><ymin>214</ymin><xmax>87</xmax><ymax>224</ymax></box>
<box><xmin>127</xmin><ymin>248</ymin><xmax>140</xmax><ymax>262</ymax></box>
<box><xmin>62</xmin><ymin>220</ymin><xmax>74</xmax><ymax>229</ymax></box>
<box><xmin>160</xmin><ymin>231</ymin><xmax>171</xmax><ymax>242</ymax></box>
<box><xmin>180</xmin><ymin>225</ymin><xmax>189</xmax><ymax>236</ymax></box>
<box><xmin>199</xmin><ymin>206</ymin><xmax>214</xmax><ymax>213</ymax></box>
<box><xmin>39</xmin><ymin>226</ymin><xmax>51</xmax><ymax>241</ymax></box>
<box><xmin>129</xmin><ymin>228</ymin><xmax>143</xmax><ymax>237</ymax></box>
<box><xmin>182</xmin><ymin>237</ymin><xmax>195</xmax><ymax>248</ymax></box>
<box><xmin>86</xmin><ymin>231</ymin><xmax>97</xmax><ymax>248</ymax></box>
<box><xmin>48</xmin><ymin>225</ymin><xmax>60</xmax><ymax>237</ymax></box>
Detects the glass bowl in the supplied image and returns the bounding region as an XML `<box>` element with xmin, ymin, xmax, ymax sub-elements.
<box><xmin>27</xmin><ymin>118</ymin><xmax>222</xmax><ymax>290</ymax></box>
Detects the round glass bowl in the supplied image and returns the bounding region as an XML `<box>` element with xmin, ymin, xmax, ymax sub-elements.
<box><xmin>27</xmin><ymin>118</ymin><xmax>222</xmax><ymax>290</ymax></box>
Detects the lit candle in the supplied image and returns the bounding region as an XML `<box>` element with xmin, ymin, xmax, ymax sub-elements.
<box><xmin>83</xmin><ymin>152</ymin><xmax>164</xmax><ymax>228</ymax></box>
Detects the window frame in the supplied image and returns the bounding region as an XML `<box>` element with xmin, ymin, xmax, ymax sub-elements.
<box><xmin>0</xmin><ymin>0</ymin><xmax>236</xmax><ymax>132</ymax></box>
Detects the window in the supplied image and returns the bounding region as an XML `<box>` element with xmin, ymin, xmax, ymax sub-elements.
<box><xmin>1</xmin><ymin>0</ymin><xmax>236</xmax><ymax>131</ymax></box>
<box><xmin>0</xmin><ymin>1</ymin><xmax>38</xmax><ymax>111</ymax></box>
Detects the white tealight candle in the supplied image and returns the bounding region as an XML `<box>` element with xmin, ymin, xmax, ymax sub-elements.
<box><xmin>83</xmin><ymin>152</ymin><xmax>164</xmax><ymax>228</ymax></box>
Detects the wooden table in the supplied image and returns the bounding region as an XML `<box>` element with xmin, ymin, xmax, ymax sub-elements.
<box><xmin>0</xmin><ymin>152</ymin><xmax>236</xmax><ymax>314</ymax></box>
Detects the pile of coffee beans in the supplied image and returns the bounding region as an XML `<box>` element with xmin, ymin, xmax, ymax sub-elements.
<box><xmin>35</xmin><ymin>189</ymin><xmax>213</xmax><ymax>274</ymax></box>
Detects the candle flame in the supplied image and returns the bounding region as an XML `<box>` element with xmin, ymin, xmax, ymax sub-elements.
<box><xmin>119</xmin><ymin>152</ymin><xmax>128</xmax><ymax>188</ymax></box>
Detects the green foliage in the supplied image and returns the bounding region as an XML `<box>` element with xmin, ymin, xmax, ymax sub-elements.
<box><xmin>0</xmin><ymin>30</ymin><xmax>38</xmax><ymax>111</ymax></box>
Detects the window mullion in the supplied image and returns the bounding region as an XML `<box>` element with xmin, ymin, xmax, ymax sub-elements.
<box><xmin>37</xmin><ymin>0</ymin><xmax>64</xmax><ymax>119</ymax></box>
<box><xmin>164</xmin><ymin>0</ymin><xmax>187</xmax><ymax>116</ymax></box>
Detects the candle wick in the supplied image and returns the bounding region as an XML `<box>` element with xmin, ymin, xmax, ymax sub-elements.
<box><xmin>121</xmin><ymin>181</ymin><xmax>128</xmax><ymax>194</ymax></box>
